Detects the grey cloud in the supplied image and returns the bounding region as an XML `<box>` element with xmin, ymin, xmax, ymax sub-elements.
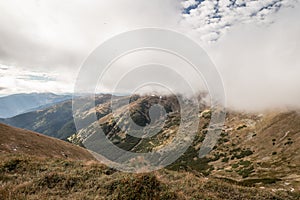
<box><xmin>0</xmin><ymin>0</ymin><xmax>182</xmax><ymax>95</ymax></box>
<box><xmin>0</xmin><ymin>0</ymin><xmax>181</xmax><ymax>71</ymax></box>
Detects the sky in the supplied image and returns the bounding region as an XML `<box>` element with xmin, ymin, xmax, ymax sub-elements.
<box><xmin>0</xmin><ymin>0</ymin><xmax>299</xmax><ymax>110</ymax></box>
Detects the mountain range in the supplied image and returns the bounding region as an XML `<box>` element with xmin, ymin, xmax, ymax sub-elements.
<box><xmin>0</xmin><ymin>93</ymin><xmax>300</xmax><ymax>198</ymax></box>
<box><xmin>0</xmin><ymin>94</ymin><xmax>113</xmax><ymax>140</ymax></box>
<box><xmin>0</xmin><ymin>93</ymin><xmax>72</xmax><ymax>118</ymax></box>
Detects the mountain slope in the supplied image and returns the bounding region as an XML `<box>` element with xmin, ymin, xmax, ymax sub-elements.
<box><xmin>0</xmin><ymin>93</ymin><xmax>71</xmax><ymax>118</ymax></box>
<box><xmin>69</xmin><ymin>95</ymin><xmax>300</xmax><ymax>191</ymax></box>
<box><xmin>1</xmin><ymin>94</ymin><xmax>113</xmax><ymax>140</ymax></box>
<box><xmin>2</xmin><ymin>100</ymin><xmax>74</xmax><ymax>140</ymax></box>
<box><xmin>0</xmin><ymin>123</ymin><xmax>95</xmax><ymax>160</ymax></box>
<box><xmin>0</xmin><ymin>100</ymin><xmax>299</xmax><ymax>199</ymax></box>
<box><xmin>1</xmin><ymin>93</ymin><xmax>300</xmax><ymax>192</ymax></box>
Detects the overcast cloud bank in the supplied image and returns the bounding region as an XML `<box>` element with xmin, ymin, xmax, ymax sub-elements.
<box><xmin>0</xmin><ymin>0</ymin><xmax>299</xmax><ymax>111</ymax></box>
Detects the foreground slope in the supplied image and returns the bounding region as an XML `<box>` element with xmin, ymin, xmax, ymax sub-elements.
<box><xmin>1</xmin><ymin>154</ymin><xmax>298</xmax><ymax>199</ymax></box>
<box><xmin>0</xmin><ymin>123</ymin><xmax>95</xmax><ymax>161</ymax></box>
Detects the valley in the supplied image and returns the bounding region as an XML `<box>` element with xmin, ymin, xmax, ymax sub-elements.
<box><xmin>0</xmin><ymin>93</ymin><xmax>299</xmax><ymax>198</ymax></box>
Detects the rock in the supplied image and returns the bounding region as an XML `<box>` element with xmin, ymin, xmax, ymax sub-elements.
<box><xmin>236</xmin><ymin>124</ymin><xmax>247</xmax><ymax>130</ymax></box>
<box><xmin>200</xmin><ymin>110</ymin><xmax>211</xmax><ymax>119</ymax></box>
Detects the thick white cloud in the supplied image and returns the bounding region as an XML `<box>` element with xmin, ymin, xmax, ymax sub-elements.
<box><xmin>181</xmin><ymin>0</ymin><xmax>297</xmax><ymax>42</ymax></box>
<box><xmin>0</xmin><ymin>0</ymin><xmax>181</xmax><ymax>69</ymax></box>
<box><xmin>0</xmin><ymin>0</ymin><xmax>181</xmax><ymax>95</ymax></box>
<box><xmin>182</xmin><ymin>0</ymin><xmax>199</xmax><ymax>9</ymax></box>
<box><xmin>205</xmin><ymin>3</ymin><xmax>300</xmax><ymax>110</ymax></box>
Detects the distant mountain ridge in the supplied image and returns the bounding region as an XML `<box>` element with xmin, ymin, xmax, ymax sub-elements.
<box><xmin>0</xmin><ymin>93</ymin><xmax>72</xmax><ymax>118</ymax></box>
<box><xmin>0</xmin><ymin>94</ymin><xmax>114</xmax><ymax>140</ymax></box>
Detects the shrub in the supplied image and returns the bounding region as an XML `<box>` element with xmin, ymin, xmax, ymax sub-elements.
<box><xmin>237</xmin><ymin>166</ymin><xmax>255</xmax><ymax>178</ymax></box>
<box><xmin>107</xmin><ymin>174</ymin><xmax>177</xmax><ymax>200</ymax></box>
<box><xmin>2</xmin><ymin>158</ymin><xmax>22</xmax><ymax>172</ymax></box>
<box><xmin>239</xmin><ymin>160</ymin><xmax>251</xmax><ymax>167</ymax></box>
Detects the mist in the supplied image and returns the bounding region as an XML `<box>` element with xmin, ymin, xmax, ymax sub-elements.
<box><xmin>206</xmin><ymin>4</ymin><xmax>300</xmax><ymax>111</ymax></box>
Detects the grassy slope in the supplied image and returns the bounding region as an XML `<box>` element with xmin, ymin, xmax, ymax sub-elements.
<box><xmin>68</xmin><ymin>96</ymin><xmax>300</xmax><ymax>193</ymax></box>
<box><xmin>0</xmin><ymin>123</ymin><xmax>95</xmax><ymax>161</ymax></box>
<box><xmin>207</xmin><ymin>110</ymin><xmax>300</xmax><ymax>190</ymax></box>
<box><xmin>0</xmin><ymin>124</ymin><xmax>299</xmax><ymax>199</ymax></box>
<box><xmin>1</xmin><ymin>153</ymin><xmax>299</xmax><ymax>200</ymax></box>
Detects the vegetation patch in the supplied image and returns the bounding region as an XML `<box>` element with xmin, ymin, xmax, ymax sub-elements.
<box><xmin>106</xmin><ymin>174</ymin><xmax>177</xmax><ymax>200</ymax></box>
<box><xmin>237</xmin><ymin>165</ymin><xmax>255</xmax><ymax>178</ymax></box>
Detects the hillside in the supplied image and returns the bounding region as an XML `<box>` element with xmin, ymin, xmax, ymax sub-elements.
<box><xmin>1</xmin><ymin>94</ymin><xmax>113</xmax><ymax>140</ymax></box>
<box><xmin>209</xmin><ymin>111</ymin><xmax>300</xmax><ymax>185</ymax></box>
<box><xmin>0</xmin><ymin>117</ymin><xmax>299</xmax><ymax>199</ymax></box>
<box><xmin>1</xmin><ymin>94</ymin><xmax>300</xmax><ymax>195</ymax></box>
<box><xmin>0</xmin><ymin>123</ymin><xmax>95</xmax><ymax>161</ymax></box>
<box><xmin>1</xmin><ymin>100</ymin><xmax>75</xmax><ymax>140</ymax></box>
<box><xmin>69</xmin><ymin>95</ymin><xmax>300</xmax><ymax>192</ymax></box>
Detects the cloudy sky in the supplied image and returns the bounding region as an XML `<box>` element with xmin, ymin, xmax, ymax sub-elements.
<box><xmin>0</xmin><ymin>0</ymin><xmax>299</xmax><ymax>110</ymax></box>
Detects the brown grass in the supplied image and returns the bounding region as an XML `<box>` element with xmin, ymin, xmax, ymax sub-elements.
<box><xmin>0</xmin><ymin>153</ymin><xmax>299</xmax><ymax>200</ymax></box>
<box><xmin>0</xmin><ymin>123</ymin><xmax>95</xmax><ymax>161</ymax></box>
